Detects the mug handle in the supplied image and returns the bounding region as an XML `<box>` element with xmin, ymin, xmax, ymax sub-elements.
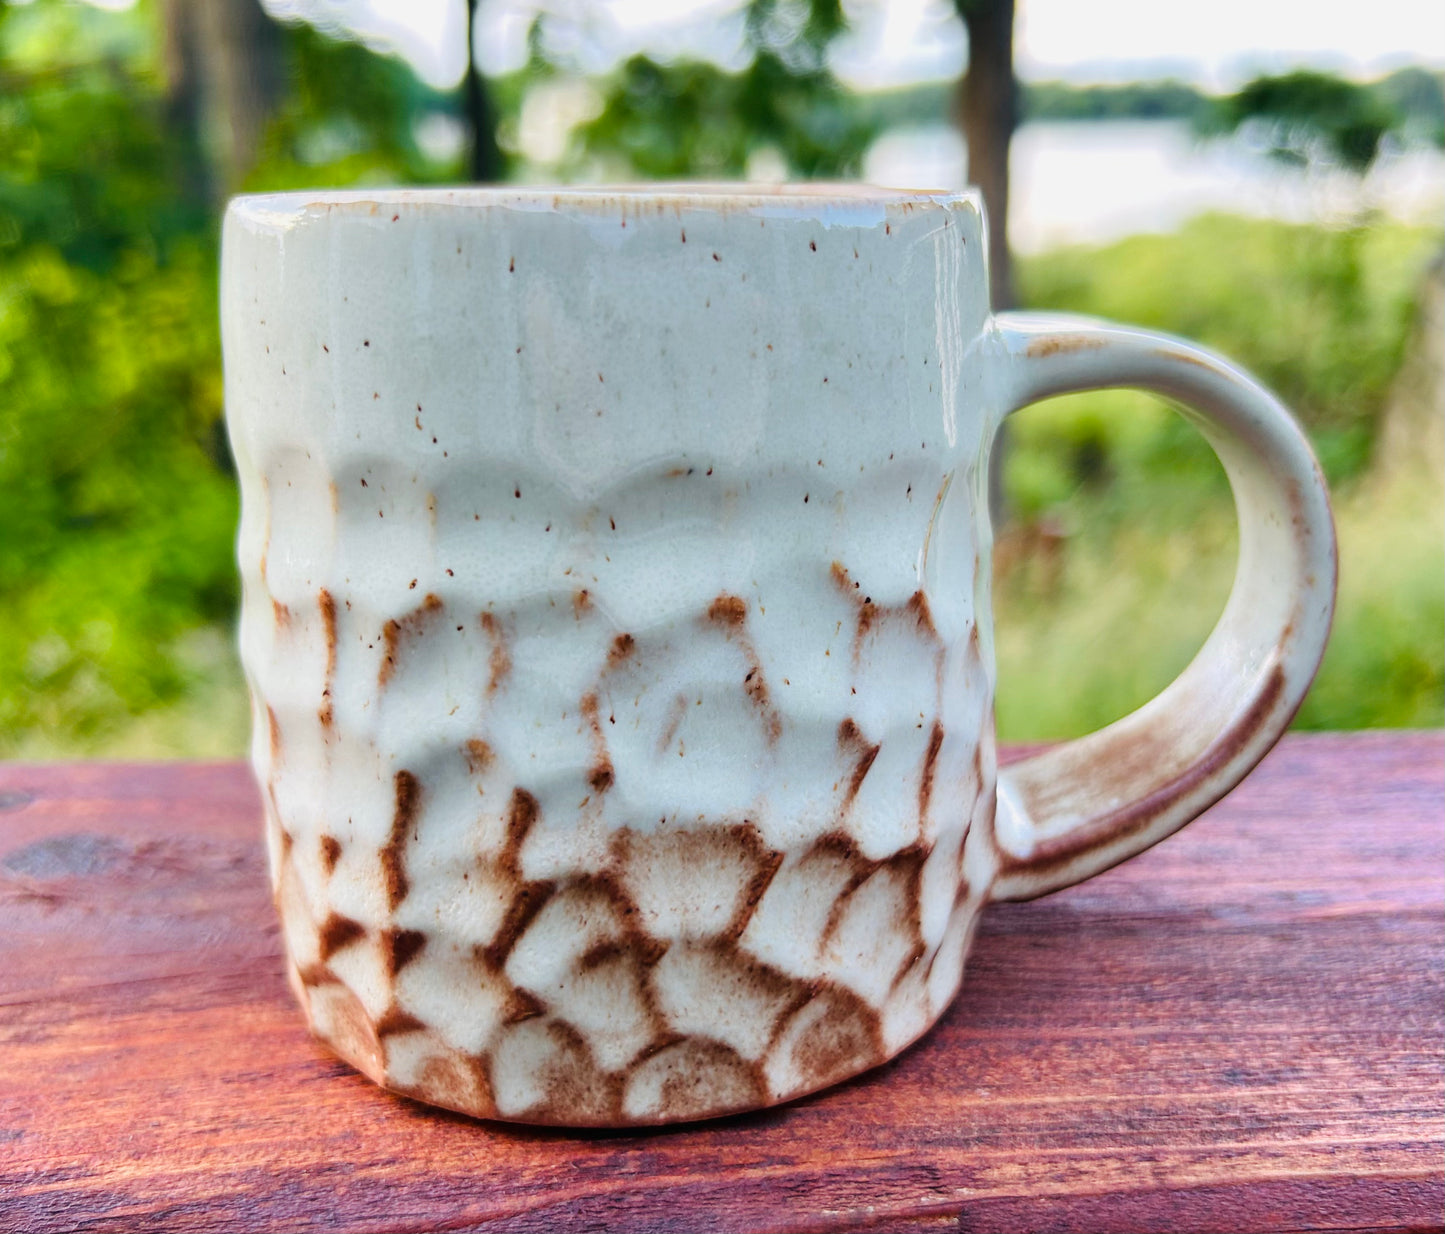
<box><xmin>986</xmin><ymin>313</ymin><xmax>1337</xmax><ymax>901</ymax></box>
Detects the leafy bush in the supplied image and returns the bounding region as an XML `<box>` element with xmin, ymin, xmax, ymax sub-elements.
<box><xmin>1017</xmin><ymin>214</ymin><xmax>1442</xmax><ymax>485</ymax></box>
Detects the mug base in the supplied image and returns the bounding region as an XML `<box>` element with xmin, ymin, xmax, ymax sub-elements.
<box><xmin>288</xmin><ymin>944</ymin><xmax>973</xmax><ymax>1128</ymax></box>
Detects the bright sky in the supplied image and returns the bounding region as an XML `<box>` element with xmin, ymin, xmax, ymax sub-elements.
<box><xmin>260</xmin><ymin>0</ymin><xmax>1445</xmax><ymax>92</ymax></box>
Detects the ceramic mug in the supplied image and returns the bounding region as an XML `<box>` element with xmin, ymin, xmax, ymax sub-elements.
<box><xmin>221</xmin><ymin>186</ymin><xmax>1335</xmax><ymax>1127</ymax></box>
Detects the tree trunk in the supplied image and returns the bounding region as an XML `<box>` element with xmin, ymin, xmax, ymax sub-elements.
<box><xmin>158</xmin><ymin>0</ymin><xmax>212</xmax><ymax>208</ymax></box>
<box><xmin>954</xmin><ymin>0</ymin><xmax>1017</xmax><ymax>523</ymax></box>
<box><xmin>465</xmin><ymin>0</ymin><xmax>505</xmax><ymax>182</ymax></box>
<box><xmin>195</xmin><ymin>0</ymin><xmax>283</xmax><ymax>193</ymax></box>
<box><xmin>954</xmin><ymin>0</ymin><xmax>1016</xmax><ymax>310</ymax></box>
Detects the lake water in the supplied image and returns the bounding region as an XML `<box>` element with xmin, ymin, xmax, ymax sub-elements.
<box><xmin>862</xmin><ymin>119</ymin><xmax>1445</xmax><ymax>252</ymax></box>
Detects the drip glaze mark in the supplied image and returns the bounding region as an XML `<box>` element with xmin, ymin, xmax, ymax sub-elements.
<box><xmin>374</xmin><ymin>1007</ymin><xmax>425</xmax><ymax>1038</ymax></box>
<box><xmin>608</xmin><ymin>633</ymin><xmax>636</xmax><ymax>668</ymax></box>
<box><xmin>707</xmin><ymin>594</ymin><xmax>747</xmax><ymax>626</ymax></box>
<box><xmin>509</xmin><ymin>257</ymin><xmax>515</xmax><ymax>273</ymax></box>
<box><xmin>838</xmin><ymin>719</ymin><xmax>882</xmax><ymax>811</ymax></box>
<box><xmin>657</xmin><ymin>693</ymin><xmax>688</xmax><ymax>755</ymax></box>
<box><xmin>480</xmin><ymin>611</ymin><xmax>511</xmax><ymax>696</ymax></box>
<box><xmin>379</xmin><ymin>593</ymin><xmax>444</xmax><ymax>687</ymax></box>
<box><xmin>809</xmin><ymin>240</ymin><xmax>817</xmax><ymax>251</ymax></box>
<box><xmin>319</xmin><ymin>834</ymin><xmax>342</xmax><ymax>874</ymax></box>
<box><xmin>918</xmin><ymin>721</ymin><xmax>945</xmax><ymax>822</ymax></box>
<box><xmin>464</xmin><ymin>738</ymin><xmax>493</xmax><ymax>774</ymax></box>
<box><xmin>295</xmin><ymin>962</ymin><xmax>337</xmax><ymax>989</ymax></box>
<box><xmin>381</xmin><ymin>928</ymin><xmax>426</xmax><ymax>977</ymax></box>
<box><xmin>504</xmin><ymin>987</ymin><xmax>546</xmax><ymax>1024</ymax></box>
<box><xmin>479</xmin><ymin>877</ymin><xmax>554</xmax><ymax>972</ymax></box>
<box><xmin>908</xmin><ymin>590</ymin><xmax>938</xmax><ymax>637</ymax></box>
<box><xmin>318</xmin><ymin>913</ymin><xmax>366</xmax><ymax>960</ymax></box>
<box><xmin>706</xmin><ymin>594</ymin><xmax>781</xmax><ymax>743</ymax></box>
<box><xmin>503</xmin><ymin>788</ymin><xmax>540</xmax><ymax>874</ymax></box>
<box><xmin>1025</xmin><ymin>333</ymin><xmax>1107</xmax><ymax>360</ymax></box>
<box><xmin>380</xmin><ymin>770</ymin><xmax>421</xmax><ymax>910</ymax></box>
<box><xmin>580</xmin><ymin>693</ymin><xmax>614</xmax><ymax>794</ymax></box>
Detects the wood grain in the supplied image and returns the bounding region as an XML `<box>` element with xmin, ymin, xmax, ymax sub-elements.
<box><xmin>0</xmin><ymin>733</ymin><xmax>1440</xmax><ymax>1233</ymax></box>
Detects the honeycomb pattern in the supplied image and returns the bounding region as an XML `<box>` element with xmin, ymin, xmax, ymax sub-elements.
<box><xmin>252</xmin><ymin>493</ymin><xmax>996</xmax><ymax>1125</ymax></box>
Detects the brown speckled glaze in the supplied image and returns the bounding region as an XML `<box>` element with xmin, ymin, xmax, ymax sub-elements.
<box><xmin>224</xmin><ymin>187</ymin><xmax>1336</xmax><ymax>1126</ymax></box>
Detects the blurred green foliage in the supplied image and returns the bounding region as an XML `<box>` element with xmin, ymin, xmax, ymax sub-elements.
<box><xmin>540</xmin><ymin>0</ymin><xmax>879</xmax><ymax>179</ymax></box>
<box><xmin>1015</xmin><ymin>215</ymin><xmax>1438</xmax><ymax>491</ymax></box>
<box><xmin>1207</xmin><ymin>69</ymin><xmax>1403</xmax><ymax>171</ymax></box>
<box><xmin>0</xmin><ymin>1</ymin><xmax>232</xmax><ymax>744</ymax></box>
<box><xmin>245</xmin><ymin>24</ymin><xmax>459</xmax><ymax>190</ymax></box>
<box><xmin>0</xmin><ymin>0</ymin><xmax>1440</xmax><ymax>755</ymax></box>
<box><xmin>0</xmin><ymin>1</ymin><xmax>468</xmax><ymax>750</ymax></box>
<box><xmin>997</xmin><ymin>217</ymin><xmax>1443</xmax><ymax>739</ymax></box>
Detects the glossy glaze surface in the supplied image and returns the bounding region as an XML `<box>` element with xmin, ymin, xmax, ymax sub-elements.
<box><xmin>224</xmin><ymin>189</ymin><xmax>1002</xmax><ymax>1124</ymax></box>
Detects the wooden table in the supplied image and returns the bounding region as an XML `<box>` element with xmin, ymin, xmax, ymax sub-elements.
<box><xmin>1</xmin><ymin>732</ymin><xmax>1440</xmax><ymax>1233</ymax></box>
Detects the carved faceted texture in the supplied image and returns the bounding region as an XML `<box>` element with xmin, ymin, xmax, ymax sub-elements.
<box><xmin>224</xmin><ymin>189</ymin><xmax>1001</xmax><ymax>1126</ymax></box>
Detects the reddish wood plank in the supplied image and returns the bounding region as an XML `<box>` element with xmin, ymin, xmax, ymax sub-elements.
<box><xmin>0</xmin><ymin>733</ymin><xmax>1440</xmax><ymax>1233</ymax></box>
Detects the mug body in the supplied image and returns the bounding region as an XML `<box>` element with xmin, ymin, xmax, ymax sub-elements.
<box><xmin>222</xmin><ymin>186</ymin><xmax>1002</xmax><ymax>1125</ymax></box>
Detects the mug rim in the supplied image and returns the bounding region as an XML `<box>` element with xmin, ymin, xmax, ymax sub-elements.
<box><xmin>226</xmin><ymin>183</ymin><xmax>983</xmax><ymax>227</ymax></box>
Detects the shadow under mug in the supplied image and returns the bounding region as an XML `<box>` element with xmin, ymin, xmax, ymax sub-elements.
<box><xmin>221</xmin><ymin>186</ymin><xmax>1335</xmax><ymax>1128</ymax></box>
